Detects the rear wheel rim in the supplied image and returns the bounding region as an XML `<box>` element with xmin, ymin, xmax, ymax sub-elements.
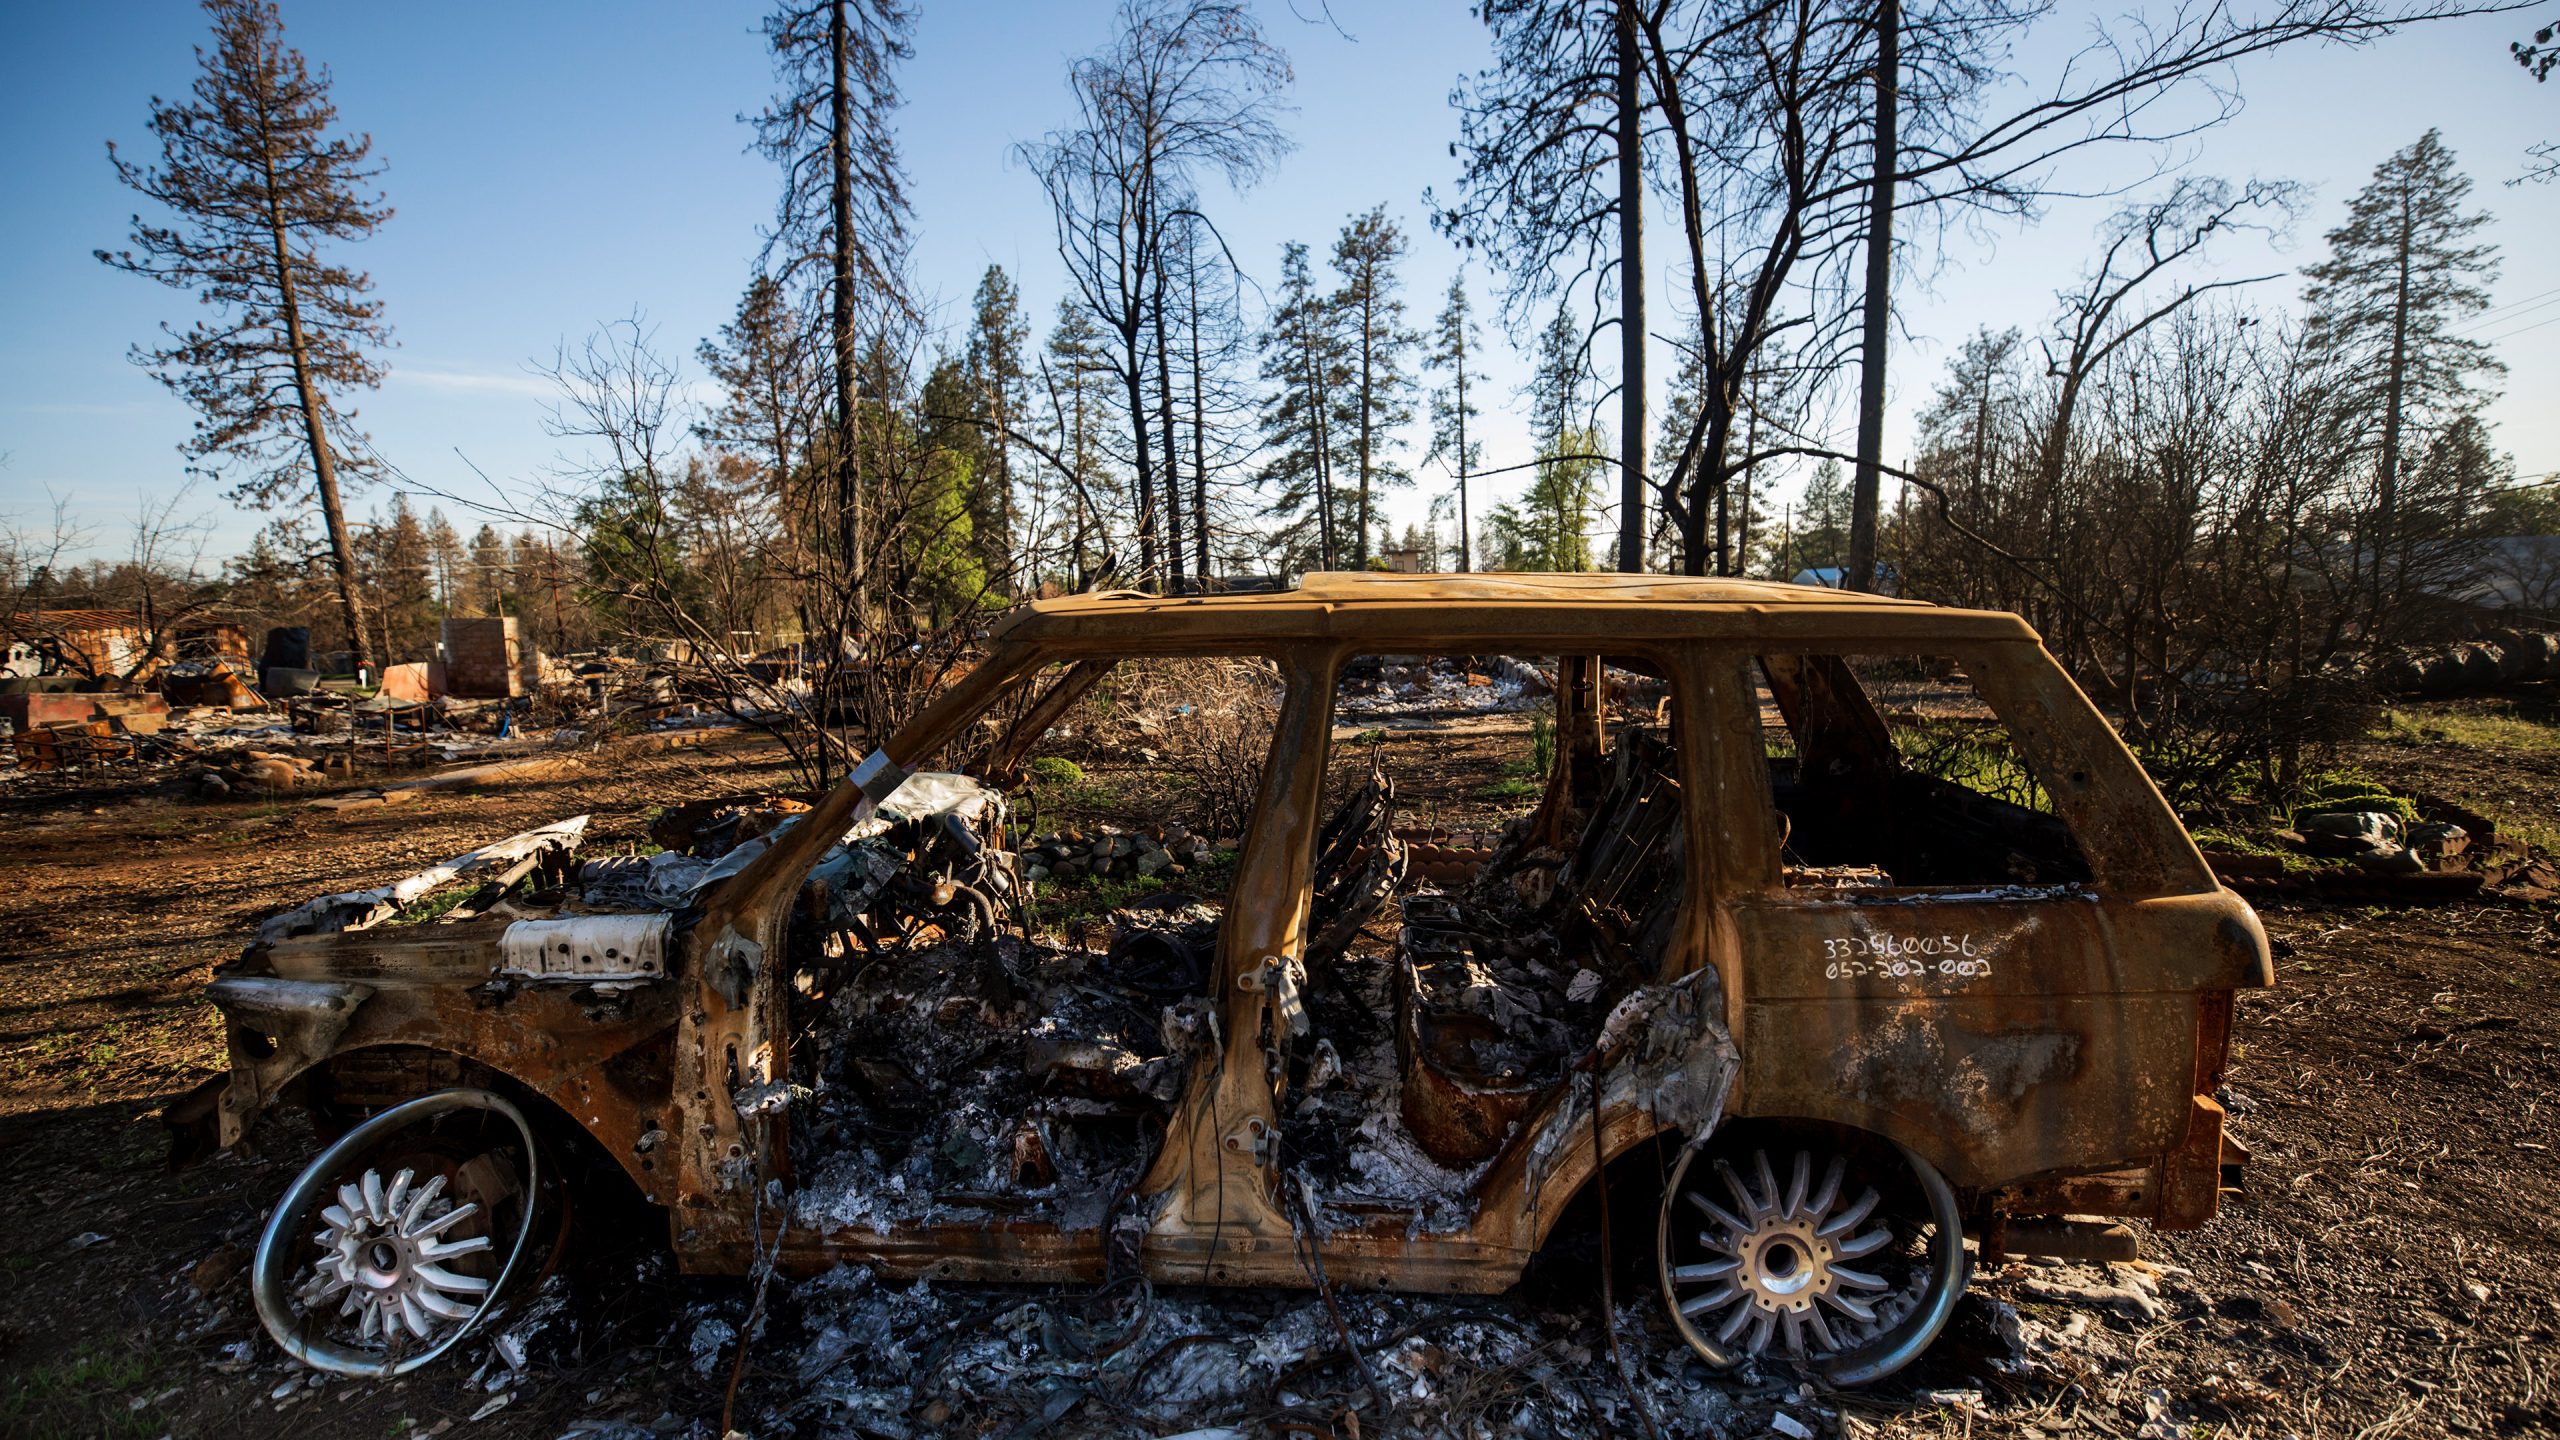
<box><xmin>1657</xmin><ymin>1135</ymin><xmax>1967</xmax><ymax>1386</ymax></box>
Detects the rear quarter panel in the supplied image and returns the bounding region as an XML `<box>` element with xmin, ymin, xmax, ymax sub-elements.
<box><xmin>1728</xmin><ymin>890</ymin><xmax>2260</xmax><ymax>1189</ymax></box>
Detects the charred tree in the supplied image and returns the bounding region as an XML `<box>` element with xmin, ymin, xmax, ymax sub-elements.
<box><xmin>752</xmin><ymin>0</ymin><xmax>916</xmax><ymax>620</ymax></box>
<box><xmin>1021</xmin><ymin>0</ymin><xmax>1289</xmax><ymax>590</ymax></box>
<box><xmin>1440</xmin><ymin>0</ymin><xmax>1650</xmax><ymax>571</ymax></box>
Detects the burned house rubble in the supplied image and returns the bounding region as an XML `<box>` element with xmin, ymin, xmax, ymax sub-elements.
<box><xmin>172</xmin><ymin>573</ymin><xmax>2274</xmax><ymax>1412</ymax></box>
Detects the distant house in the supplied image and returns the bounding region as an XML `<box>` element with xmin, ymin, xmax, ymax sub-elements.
<box><xmin>1788</xmin><ymin>565</ymin><xmax>1900</xmax><ymax>596</ymax></box>
<box><xmin>0</xmin><ymin>610</ymin><xmax>249</xmax><ymax>681</ymax></box>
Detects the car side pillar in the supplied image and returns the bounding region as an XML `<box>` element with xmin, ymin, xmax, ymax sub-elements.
<box><xmin>1134</xmin><ymin>646</ymin><xmax>1333</xmax><ymax>1268</ymax></box>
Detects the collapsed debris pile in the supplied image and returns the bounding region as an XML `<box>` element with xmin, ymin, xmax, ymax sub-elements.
<box><xmin>0</xmin><ymin>619</ymin><xmax>797</xmax><ymax>801</ymax></box>
<box><xmin>1017</xmin><ymin>823</ymin><xmax>1219</xmax><ymax>883</ymax></box>
<box><xmin>2199</xmin><ymin>777</ymin><xmax>2560</xmax><ymax>904</ymax></box>
<box><xmin>789</xmin><ymin>930</ymin><xmax>1201</xmax><ymax>1233</ymax></box>
<box><xmin>1334</xmin><ymin>655</ymin><xmax>1544</xmax><ymax>720</ymax></box>
<box><xmin>727</xmin><ymin>1265</ymin><xmax>1755</xmax><ymax>1439</ymax></box>
<box><xmin>606</xmin><ymin>1249</ymin><xmax>2227</xmax><ymax>1439</ymax></box>
<box><xmin>2378</xmin><ymin>627</ymin><xmax>2560</xmax><ymax>694</ymax></box>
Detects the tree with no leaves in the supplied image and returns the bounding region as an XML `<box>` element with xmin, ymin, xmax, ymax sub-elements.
<box><xmin>99</xmin><ymin>0</ymin><xmax>390</xmax><ymax>675</ymax></box>
<box><xmin>1439</xmin><ymin>0</ymin><xmax>1649</xmax><ymax>573</ymax></box>
<box><xmin>1019</xmin><ymin>0</ymin><xmax>1291</xmax><ymax>589</ymax></box>
<box><xmin>1835</xmin><ymin>0</ymin><xmax>2523</xmax><ymax>594</ymax></box>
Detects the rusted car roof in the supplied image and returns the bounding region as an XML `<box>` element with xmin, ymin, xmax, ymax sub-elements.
<box><xmin>996</xmin><ymin>571</ymin><xmax>2033</xmax><ymax>648</ymax></box>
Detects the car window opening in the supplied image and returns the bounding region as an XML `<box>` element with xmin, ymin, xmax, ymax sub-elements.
<box><xmin>775</xmin><ymin>655</ymin><xmax>1263</xmax><ymax>1233</ymax></box>
<box><xmin>1759</xmin><ymin>652</ymin><xmax>2092</xmax><ymax>892</ymax></box>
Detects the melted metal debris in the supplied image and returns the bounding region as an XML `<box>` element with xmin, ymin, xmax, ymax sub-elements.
<box><xmin>259</xmin><ymin>816</ymin><xmax>592</xmax><ymax>942</ymax></box>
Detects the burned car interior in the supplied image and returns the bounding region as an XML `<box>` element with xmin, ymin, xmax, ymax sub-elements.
<box><xmin>179</xmin><ymin>574</ymin><xmax>2269</xmax><ymax>1385</ymax></box>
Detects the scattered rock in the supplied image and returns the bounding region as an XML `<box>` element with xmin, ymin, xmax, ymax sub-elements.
<box><xmin>189</xmin><ymin>1241</ymin><xmax>247</xmax><ymax>1298</ymax></box>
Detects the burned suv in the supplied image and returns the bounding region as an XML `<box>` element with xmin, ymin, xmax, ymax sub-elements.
<box><xmin>178</xmin><ymin>573</ymin><xmax>2269</xmax><ymax>1385</ymax></box>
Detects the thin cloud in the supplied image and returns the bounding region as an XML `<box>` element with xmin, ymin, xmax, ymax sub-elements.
<box><xmin>395</xmin><ymin>367</ymin><xmax>557</xmax><ymax>400</ymax></box>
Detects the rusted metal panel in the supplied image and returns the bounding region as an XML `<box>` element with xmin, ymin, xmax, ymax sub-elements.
<box><xmin>499</xmin><ymin>914</ymin><xmax>670</xmax><ymax>982</ymax></box>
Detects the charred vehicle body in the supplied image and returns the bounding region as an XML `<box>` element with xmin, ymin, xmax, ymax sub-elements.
<box><xmin>173</xmin><ymin>574</ymin><xmax>2270</xmax><ymax>1384</ymax></box>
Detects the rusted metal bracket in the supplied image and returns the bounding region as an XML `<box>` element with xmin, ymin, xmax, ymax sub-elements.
<box><xmin>1235</xmin><ymin>954</ymin><xmax>1308</xmax><ymax>1039</ymax></box>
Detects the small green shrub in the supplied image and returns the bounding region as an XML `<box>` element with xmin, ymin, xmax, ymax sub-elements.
<box><xmin>2289</xmin><ymin>770</ymin><xmax>2418</xmax><ymax>826</ymax></box>
<box><xmin>1027</xmin><ymin>755</ymin><xmax>1086</xmax><ymax>789</ymax></box>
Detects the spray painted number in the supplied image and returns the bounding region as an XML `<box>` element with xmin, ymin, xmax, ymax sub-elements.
<box><xmin>1822</xmin><ymin>934</ymin><xmax>1992</xmax><ymax>981</ymax></box>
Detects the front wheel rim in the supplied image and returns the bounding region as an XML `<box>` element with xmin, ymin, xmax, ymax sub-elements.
<box><xmin>251</xmin><ymin>1088</ymin><xmax>546</xmax><ymax>1377</ymax></box>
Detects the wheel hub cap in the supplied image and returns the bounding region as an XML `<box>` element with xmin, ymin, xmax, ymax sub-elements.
<box><xmin>1665</xmin><ymin>1148</ymin><xmax>1902</xmax><ymax>1361</ymax></box>
<box><xmin>296</xmin><ymin>1166</ymin><xmax>495</xmax><ymax>1344</ymax></box>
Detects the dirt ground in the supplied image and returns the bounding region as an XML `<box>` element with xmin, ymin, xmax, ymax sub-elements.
<box><xmin>2</xmin><ymin>719</ymin><xmax>2557</xmax><ymax>1438</ymax></box>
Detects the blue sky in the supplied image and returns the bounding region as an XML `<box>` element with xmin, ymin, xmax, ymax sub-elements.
<box><xmin>2</xmin><ymin>1</ymin><xmax>2555</xmax><ymax>566</ymax></box>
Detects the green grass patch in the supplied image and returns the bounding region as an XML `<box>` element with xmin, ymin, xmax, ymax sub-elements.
<box><xmin>2377</xmin><ymin>706</ymin><xmax>2560</xmax><ymax>752</ymax></box>
<box><xmin>1031</xmin><ymin>846</ymin><xmax>1239</xmax><ymax>923</ymax></box>
<box><xmin>386</xmin><ymin>883</ymin><xmax>480</xmax><ymax>927</ymax></box>
<box><xmin>1026</xmin><ymin>759</ymin><xmax>1119</xmax><ymax>819</ymax></box>
<box><xmin>2189</xmin><ymin>826</ymin><xmax>2354</xmax><ymax>873</ymax></box>
<box><xmin>1475</xmin><ymin>775</ymin><xmax>1540</xmax><ymax>801</ymax></box>
<box><xmin>1896</xmin><ymin>718</ymin><xmax>2054</xmax><ymax>813</ymax></box>
<box><xmin>0</xmin><ymin>1347</ymin><xmax>158</xmax><ymax>1439</ymax></box>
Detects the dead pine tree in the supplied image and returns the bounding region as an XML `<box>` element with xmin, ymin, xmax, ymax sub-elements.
<box><xmin>1440</xmin><ymin>0</ymin><xmax>1651</xmax><ymax>573</ymax></box>
<box><xmin>99</xmin><ymin>0</ymin><xmax>391</xmax><ymax>676</ymax></box>
<box><xmin>1836</xmin><ymin>0</ymin><xmax>2515</xmax><ymax>592</ymax></box>
<box><xmin>753</xmin><ymin>0</ymin><xmax>917</xmax><ymax>628</ymax></box>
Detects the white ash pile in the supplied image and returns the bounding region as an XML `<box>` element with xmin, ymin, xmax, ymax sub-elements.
<box><xmin>1334</xmin><ymin>655</ymin><xmax>1544</xmax><ymax>721</ymax></box>
<box><xmin>1019</xmin><ymin>823</ymin><xmax>1218</xmax><ymax>884</ymax></box>
<box><xmin>711</xmin><ymin>1265</ymin><xmax>1781</xmax><ymax>1439</ymax></box>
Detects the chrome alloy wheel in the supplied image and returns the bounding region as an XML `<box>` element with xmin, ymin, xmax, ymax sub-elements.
<box><xmin>253</xmin><ymin>1089</ymin><xmax>548</xmax><ymax>1377</ymax></box>
<box><xmin>1658</xmin><ymin>1137</ymin><xmax>1967</xmax><ymax>1386</ymax></box>
<box><xmin>298</xmin><ymin>1166</ymin><xmax>493</xmax><ymax>1344</ymax></box>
